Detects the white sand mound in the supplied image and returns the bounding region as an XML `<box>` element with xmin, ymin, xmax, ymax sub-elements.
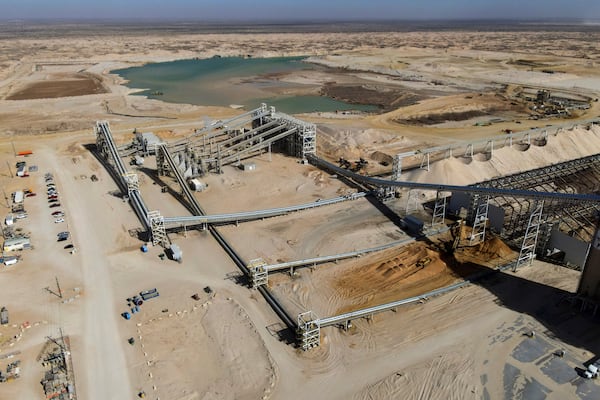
<box><xmin>403</xmin><ymin>126</ymin><xmax>600</xmax><ymax>186</ymax></box>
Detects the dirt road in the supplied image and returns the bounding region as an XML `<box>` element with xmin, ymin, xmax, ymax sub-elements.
<box><xmin>46</xmin><ymin>139</ymin><xmax>134</xmax><ymax>399</ymax></box>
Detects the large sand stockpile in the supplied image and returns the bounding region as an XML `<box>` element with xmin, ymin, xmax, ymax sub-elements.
<box><xmin>404</xmin><ymin>125</ymin><xmax>600</xmax><ymax>187</ymax></box>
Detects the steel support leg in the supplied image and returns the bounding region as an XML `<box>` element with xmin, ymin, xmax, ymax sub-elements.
<box><xmin>297</xmin><ymin>311</ymin><xmax>320</xmax><ymax>350</ymax></box>
<box><xmin>148</xmin><ymin>210</ymin><xmax>168</xmax><ymax>247</ymax></box>
<box><xmin>432</xmin><ymin>191</ymin><xmax>447</xmax><ymax>227</ymax></box>
<box><xmin>515</xmin><ymin>201</ymin><xmax>544</xmax><ymax>271</ymax></box>
<box><xmin>470</xmin><ymin>196</ymin><xmax>490</xmax><ymax>245</ymax></box>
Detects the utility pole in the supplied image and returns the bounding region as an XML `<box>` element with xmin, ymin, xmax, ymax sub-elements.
<box><xmin>2</xmin><ymin>188</ymin><xmax>9</xmax><ymax>208</ymax></box>
<box><xmin>55</xmin><ymin>276</ymin><xmax>63</xmax><ymax>299</ymax></box>
<box><xmin>11</xmin><ymin>142</ymin><xmax>16</xmax><ymax>157</ymax></box>
<box><xmin>44</xmin><ymin>276</ymin><xmax>63</xmax><ymax>299</ymax></box>
<box><xmin>6</xmin><ymin>161</ymin><xmax>13</xmax><ymax>178</ymax></box>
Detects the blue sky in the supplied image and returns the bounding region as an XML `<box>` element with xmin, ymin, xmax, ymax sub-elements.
<box><xmin>2</xmin><ymin>0</ymin><xmax>600</xmax><ymax>21</ymax></box>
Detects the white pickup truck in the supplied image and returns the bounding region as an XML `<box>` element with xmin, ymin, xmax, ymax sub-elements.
<box><xmin>584</xmin><ymin>362</ymin><xmax>599</xmax><ymax>379</ymax></box>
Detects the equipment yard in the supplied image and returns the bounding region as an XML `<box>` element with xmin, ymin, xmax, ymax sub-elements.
<box><xmin>1</xmin><ymin>20</ymin><xmax>600</xmax><ymax>400</ymax></box>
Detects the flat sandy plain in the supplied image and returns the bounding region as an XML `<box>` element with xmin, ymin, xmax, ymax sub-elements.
<box><xmin>0</xmin><ymin>21</ymin><xmax>600</xmax><ymax>400</ymax></box>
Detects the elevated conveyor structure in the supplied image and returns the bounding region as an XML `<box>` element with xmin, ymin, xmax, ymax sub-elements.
<box><xmin>162</xmin><ymin>192</ymin><xmax>365</xmax><ymax>228</ymax></box>
<box><xmin>389</xmin><ymin>119</ymin><xmax>600</xmax><ymax>179</ymax></box>
<box><xmin>170</xmin><ymin>106</ymin><xmax>272</xmax><ymax>151</ymax></box>
<box><xmin>470</xmin><ymin>152</ymin><xmax>600</xmax><ymax>244</ymax></box>
<box><xmin>297</xmin><ymin>259</ymin><xmax>521</xmax><ymax>349</ymax></box>
<box><xmin>157</xmin><ymin>143</ymin><xmax>204</xmax><ymax>216</ymax></box>
<box><xmin>98</xmin><ymin>114</ymin><xmax>600</xmax><ymax>350</ymax></box>
<box><xmin>156</xmin><ymin>143</ymin><xmax>298</xmax><ymax>330</ymax></box>
<box><xmin>248</xmin><ymin>237</ymin><xmax>418</xmax><ymax>289</ymax></box>
<box><xmin>307</xmin><ymin>154</ymin><xmax>600</xmax><ymax>204</ymax></box>
<box><xmin>95</xmin><ymin>121</ymin><xmax>150</xmax><ymax>230</ymax></box>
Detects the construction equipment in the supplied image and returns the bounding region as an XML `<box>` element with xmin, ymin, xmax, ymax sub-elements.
<box><xmin>416</xmin><ymin>257</ymin><xmax>432</xmax><ymax>269</ymax></box>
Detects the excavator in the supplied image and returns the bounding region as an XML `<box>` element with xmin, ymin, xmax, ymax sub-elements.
<box><xmin>338</xmin><ymin>157</ymin><xmax>369</xmax><ymax>172</ymax></box>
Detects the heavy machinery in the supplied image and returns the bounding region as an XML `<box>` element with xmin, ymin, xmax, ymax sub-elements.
<box><xmin>338</xmin><ymin>157</ymin><xmax>368</xmax><ymax>172</ymax></box>
<box><xmin>416</xmin><ymin>256</ymin><xmax>432</xmax><ymax>269</ymax></box>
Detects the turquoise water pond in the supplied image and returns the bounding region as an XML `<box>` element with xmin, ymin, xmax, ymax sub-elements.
<box><xmin>113</xmin><ymin>56</ymin><xmax>378</xmax><ymax>114</ymax></box>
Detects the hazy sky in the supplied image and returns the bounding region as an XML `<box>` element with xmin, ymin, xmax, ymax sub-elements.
<box><xmin>2</xmin><ymin>0</ymin><xmax>600</xmax><ymax>21</ymax></box>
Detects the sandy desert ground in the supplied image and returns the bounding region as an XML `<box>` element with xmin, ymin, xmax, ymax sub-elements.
<box><xmin>1</xmin><ymin>22</ymin><xmax>600</xmax><ymax>400</ymax></box>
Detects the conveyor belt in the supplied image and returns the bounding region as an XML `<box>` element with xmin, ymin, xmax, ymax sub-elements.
<box><xmin>163</xmin><ymin>193</ymin><xmax>365</xmax><ymax>226</ymax></box>
<box><xmin>308</xmin><ymin>155</ymin><xmax>600</xmax><ymax>203</ymax></box>
<box><xmin>157</xmin><ymin>142</ymin><xmax>297</xmax><ymax>329</ymax></box>
<box><xmin>264</xmin><ymin>237</ymin><xmax>416</xmax><ymax>273</ymax></box>
<box><xmin>96</xmin><ymin>122</ymin><xmax>150</xmax><ymax>229</ymax></box>
<box><xmin>318</xmin><ymin>260</ymin><xmax>517</xmax><ymax>327</ymax></box>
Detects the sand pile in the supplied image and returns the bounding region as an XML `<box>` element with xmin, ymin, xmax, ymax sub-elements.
<box><xmin>317</xmin><ymin>125</ymin><xmax>417</xmax><ymax>161</ymax></box>
<box><xmin>403</xmin><ymin>125</ymin><xmax>600</xmax><ymax>187</ymax></box>
<box><xmin>333</xmin><ymin>243</ymin><xmax>461</xmax><ymax>314</ymax></box>
<box><xmin>456</xmin><ymin>236</ymin><xmax>517</xmax><ymax>268</ymax></box>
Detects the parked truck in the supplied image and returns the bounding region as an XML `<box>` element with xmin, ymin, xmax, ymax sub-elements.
<box><xmin>584</xmin><ymin>362</ymin><xmax>599</xmax><ymax>379</ymax></box>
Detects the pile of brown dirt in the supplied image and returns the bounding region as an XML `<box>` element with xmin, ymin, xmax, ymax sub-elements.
<box><xmin>320</xmin><ymin>82</ymin><xmax>421</xmax><ymax>111</ymax></box>
<box><xmin>7</xmin><ymin>73</ymin><xmax>107</xmax><ymax>100</ymax></box>
<box><xmin>456</xmin><ymin>236</ymin><xmax>516</xmax><ymax>266</ymax></box>
<box><xmin>395</xmin><ymin>109</ymin><xmax>491</xmax><ymax>125</ymax></box>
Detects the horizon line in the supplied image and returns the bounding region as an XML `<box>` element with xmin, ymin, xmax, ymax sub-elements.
<box><xmin>2</xmin><ymin>17</ymin><xmax>600</xmax><ymax>24</ymax></box>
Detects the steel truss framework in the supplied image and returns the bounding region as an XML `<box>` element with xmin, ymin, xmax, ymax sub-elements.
<box><xmin>154</xmin><ymin>104</ymin><xmax>316</xmax><ymax>177</ymax></box>
<box><xmin>297</xmin><ymin>311</ymin><xmax>321</xmax><ymax>351</ymax></box>
<box><xmin>431</xmin><ymin>191</ymin><xmax>447</xmax><ymax>226</ymax></box>
<box><xmin>470</xmin><ymin>195</ymin><xmax>490</xmax><ymax>245</ymax></box>
<box><xmin>95</xmin><ymin>121</ymin><xmax>150</xmax><ymax>230</ymax></box>
<box><xmin>122</xmin><ymin>172</ymin><xmax>139</xmax><ymax>197</ymax></box>
<box><xmin>248</xmin><ymin>258</ymin><xmax>268</xmax><ymax>288</ymax></box>
<box><xmin>473</xmin><ymin>153</ymin><xmax>600</xmax><ymax>245</ymax></box>
<box><xmin>515</xmin><ymin>201</ymin><xmax>544</xmax><ymax>270</ymax></box>
<box><xmin>148</xmin><ymin>210</ymin><xmax>168</xmax><ymax>247</ymax></box>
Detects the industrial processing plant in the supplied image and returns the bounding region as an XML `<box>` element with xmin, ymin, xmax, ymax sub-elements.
<box><xmin>1</xmin><ymin>17</ymin><xmax>600</xmax><ymax>400</ymax></box>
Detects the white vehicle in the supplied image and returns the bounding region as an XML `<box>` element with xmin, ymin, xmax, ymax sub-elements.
<box><xmin>584</xmin><ymin>362</ymin><xmax>599</xmax><ymax>379</ymax></box>
<box><xmin>4</xmin><ymin>258</ymin><xmax>17</xmax><ymax>266</ymax></box>
<box><xmin>54</xmin><ymin>218</ymin><xmax>65</xmax><ymax>224</ymax></box>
